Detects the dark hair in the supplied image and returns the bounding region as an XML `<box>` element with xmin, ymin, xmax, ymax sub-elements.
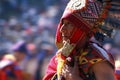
<box><xmin>12</xmin><ymin>41</ymin><xmax>28</xmax><ymax>54</ymax></box>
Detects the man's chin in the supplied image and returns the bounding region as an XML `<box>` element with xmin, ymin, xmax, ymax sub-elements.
<box><xmin>62</xmin><ymin>38</ymin><xmax>66</xmax><ymax>41</ymax></box>
<box><xmin>63</xmin><ymin>39</ymin><xmax>70</xmax><ymax>43</ymax></box>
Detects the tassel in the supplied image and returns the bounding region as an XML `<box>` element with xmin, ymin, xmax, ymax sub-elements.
<box><xmin>57</xmin><ymin>53</ymin><xmax>65</xmax><ymax>80</ymax></box>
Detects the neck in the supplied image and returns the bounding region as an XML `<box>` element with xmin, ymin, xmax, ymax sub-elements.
<box><xmin>75</xmin><ymin>39</ymin><xmax>89</xmax><ymax>55</ymax></box>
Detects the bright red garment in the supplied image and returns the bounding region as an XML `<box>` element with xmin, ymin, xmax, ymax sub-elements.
<box><xmin>116</xmin><ymin>70</ymin><xmax>120</xmax><ymax>80</ymax></box>
<box><xmin>0</xmin><ymin>65</ymin><xmax>23</xmax><ymax>80</ymax></box>
<box><xmin>43</xmin><ymin>56</ymin><xmax>58</xmax><ymax>80</ymax></box>
<box><xmin>0</xmin><ymin>55</ymin><xmax>23</xmax><ymax>80</ymax></box>
<box><xmin>115</xmin><ymin>67</ymin><xmax>120</xmax><ymax>80</ymax></box>
<box><xmin>43</xmin><ymin>42</ymin><xmax>115</xmax><ymax>80</ymax></box>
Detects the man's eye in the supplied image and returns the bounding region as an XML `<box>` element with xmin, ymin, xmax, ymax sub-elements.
<box><xmin>68</xmin><ymin>23</ymin><xmax>73</xmax><ymax>27</ymax></box>
<box><xmin>61</xmin><ymin>20</ymin><xmax>64</xmax><ymax>25</ymax></box>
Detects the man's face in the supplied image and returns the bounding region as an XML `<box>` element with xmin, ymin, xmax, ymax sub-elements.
<box><xmin>60</xmin><ymin>19</ymin><xmax>75</xmax><ymax>42</ymax></box>
<box><xmin>14</xmin><ymin>51</ymin><xmax>26</xmax><ymax>62</ymax></box>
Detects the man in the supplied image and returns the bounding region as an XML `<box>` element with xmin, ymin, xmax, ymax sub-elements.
<box><xmin>43</xmin><ymin>0</ymin><xmax>116</xmax><ymax>80</ymax></box>
<box><xmin>0</xmin><ymin>41</ymin><xmax>30</xmax><ymax>80</ymax></box>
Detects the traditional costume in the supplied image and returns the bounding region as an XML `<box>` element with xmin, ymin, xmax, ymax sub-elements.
<box><xmin>0</xmin><ymin>54</ymin><xmax>23</xmax><ymax>80</ymax></box>
<box><xmin>43</xmin><ymin>0</ymin><xmax>120</xmax><ymax>80</ymax></box>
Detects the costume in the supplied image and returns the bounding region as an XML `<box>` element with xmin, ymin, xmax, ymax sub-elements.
<box><xmin>0</xmin><ymin>54</ymin><xmax>23</xmax><ymax>80</ymax></box>
<box><xmin>43</xmin><ymin>41</ymin><xmax>115</xmax><ymax>80</ymax></box>
<box><xmin>43</xmin><ymin>0</ymin><xmax>119</xmax><ymax>80</ymax></box>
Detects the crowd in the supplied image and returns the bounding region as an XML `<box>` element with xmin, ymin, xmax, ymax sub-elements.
<box><xmin>0</xmin><ymin>0</ymin><xmax>120</xmax><ymax>80</ymax></box>
<box><xmin>0</xmin><ymin>0</ymin><xmax>69</xmax><ymax>79</ymax></box>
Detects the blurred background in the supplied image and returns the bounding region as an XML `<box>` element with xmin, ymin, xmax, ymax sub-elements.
<box><xmin>0</xmin><ymin>0</ymin><xmax>120</xmax><ymax>80</ymax></box>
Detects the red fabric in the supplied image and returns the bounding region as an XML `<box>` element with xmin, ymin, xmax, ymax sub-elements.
<box><xmin>43</xmin><ymin>56</ymin><xmax>58</xmax><ymax>80</ymax></box>
<box><xmin>0</xmin><ymin>70</ymin><xmax>7</xmax><ymax>80</ymax></box>
<box><xmin>116</xmin><ymin>73</ymin><xmax>120</xmax><ymax>80</ymax></box>
<box><xmin>43</xmin><ymin>42</ymin><xmax>115</xmax><ymax>80</ymax></box>
<box><xmin>115</xmin><ymin>68</ymin><xmax>120</xmax><ymax>80</ymax></box>
<box><xmin>0</xmin><ymin>62</ymin><xmax>23</xmax><ymax>80</ymax></box>
<box><xmin>14</xmin><ymin>69</ymin><xmax>23</xmax><ymax>80</ymax></box>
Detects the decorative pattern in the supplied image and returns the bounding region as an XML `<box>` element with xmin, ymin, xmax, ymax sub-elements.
<box><xmin>76</xmin><ymin>42</ymin><xmax>114</xmax><ymax>79</ymax></box>
<box><xmin>66</xmin><ymin>0</ymin><xmax>87</xmax><ymax>12</ymax></box>
<box><xmin>61</xmin><ymin>40</ymin><xmax>76</xmax><ymax>57</ymax></box>
<box><xmin>78</xmin><ymin>1</ymin><xmax>102</xmax><ymax>26</ymax></box>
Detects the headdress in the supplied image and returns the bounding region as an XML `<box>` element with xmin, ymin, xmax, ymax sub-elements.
<box><xmin>55</xmin><ymin>0</ymin><xmax>120</xmax><ymax>49</ymax></box>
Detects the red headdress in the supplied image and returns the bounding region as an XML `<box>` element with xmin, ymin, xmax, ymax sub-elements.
<box><xmin>55</xmin><ymin>0</ymin><xmax>120</xmax><ymax>49</ymax></box>
<box><xmin>55</xmin><ymin>0</ymin><xmax>105</xmax><ymax>49</ymax></box>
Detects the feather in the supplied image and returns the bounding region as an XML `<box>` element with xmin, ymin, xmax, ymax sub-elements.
<box><xmin>104</xmin><ymin>0</ymin><xmax>120</xmax><ymax>29</ymax></box>
<box><xmin>98</xmin><ymin>0</ymin><xmax>120</xmax><ymax>37</ymax></box>
<box><xmin>105</xmin><ymin>15</ymin><xmax>120</xmax><ymax>29</ymax></box>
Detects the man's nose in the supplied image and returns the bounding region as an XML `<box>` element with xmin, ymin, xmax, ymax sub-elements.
<box><xmin>60</xmin><ymin>24</ymin><xmax>67</xmax><ymax>33</ymax></box>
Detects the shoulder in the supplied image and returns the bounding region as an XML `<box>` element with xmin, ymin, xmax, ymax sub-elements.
<box><xmin>91</xmin><ymin>61</ymin><xmax>116</xmax><ymax>80</ymax></box>
<box><xmin>90</xmin><ymin>43</ymin><xmax>109</xmax><ymax>59</ymax></box>
<box><xmin>0</xmin><ymin>54</ymin><xmax>16</xmax><ymax>69</ymax></box>
<box><xmin>43</xmin><ymin>55</ymin><xmax>58</xmax><ymax>80</ymax></box>
<box><xmin>89</xmin><ymin>42</ymin><xmax>115</xmax><ymax>67</ymax></box>
<box><xmin>48</xmin><ymin>55</ymin><xmax>58</xmax><ymax>67</ymax></box>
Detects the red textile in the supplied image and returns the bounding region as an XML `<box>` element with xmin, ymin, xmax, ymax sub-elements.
<box><xmin>43</xmin><ymin>42</ymin><xmax>115</xmax><ymax>80</ymax></box>
<box><xmin>43</xmin><ymin>56</ymin><xmax>58</xmax><ymax>80</ymax></box>
<box><xmin>0</xmin><ymin>70</ymin><xmax>7</xmax><ymax>80</ymax></box>
<box><xmin>116</xmin><ymin>73</ymin><xmax>120</xmax><ymax>80</ymax></box>
<box><xmin>115</xmin><ymin>68</ymin><xmax>120</xmax><ymax>80</ymax></box>
<box><xmin>0</xmin><ymin>65</ymin><xmax>23</xmax><ymax>80</ymax></box>
<box><xmin>0</xmin><ymin>59</ymin><xmax>23</xmax><ymax>80</ymax></box>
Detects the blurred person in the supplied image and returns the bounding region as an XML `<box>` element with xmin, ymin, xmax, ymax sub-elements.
<box><xmin>39</xmin><ymin>42</ymin><xmax>55</xmax><ymax>78</ymax></box>
<box><xmin>24</xmin><ymin>43</ymin><xmax>39</xmax><ymax>80</ymax></box>
<box><xmin>0</xmin><ymin>41</ymin><xmax>32</xmax><ymax>80</ymax></box>
<box><xmin>26</xmin><ymin>42</ymin><xmax>55</xmax><ymax>80</ymax></box>
<box><xmin>43</xmin><ymin>0</ymin><xmax>118</xmax><ymax>80</ymax></box>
